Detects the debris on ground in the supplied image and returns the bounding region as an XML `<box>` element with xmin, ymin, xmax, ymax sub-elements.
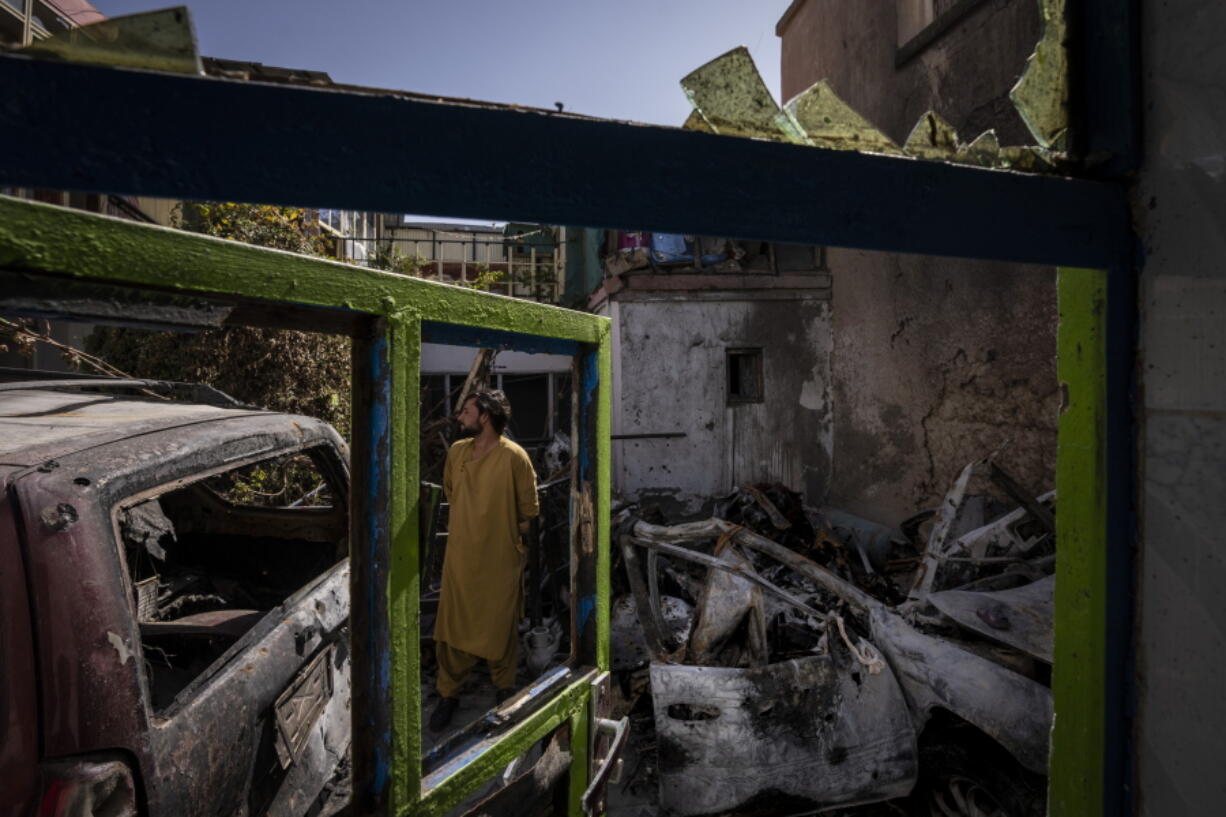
<box><xmin>608</xmin><ymin>458</ymin><xmax>1055</xmax><ymax>817</ymax></box>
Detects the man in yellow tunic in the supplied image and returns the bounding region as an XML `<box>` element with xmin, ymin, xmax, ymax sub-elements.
<box><xmin>429</xmin><ymin>389</ymin><xmax>539</xmax><ymax>732</ymax></box>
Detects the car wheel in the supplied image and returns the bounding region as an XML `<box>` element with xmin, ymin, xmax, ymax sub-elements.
<box><xmin>913</xmin><ymin>737</ymin><xmax>1044</xmax><ymax>817</ymax></box>
<box><xmin>928</xmin><ymin>772</ymin><xmax>1010</xmax><ymax>817</ymax></box>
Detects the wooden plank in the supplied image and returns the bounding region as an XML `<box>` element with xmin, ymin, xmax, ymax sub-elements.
<box><xmin>0</xmin><ymin>53</ymin><xmax>1127</xmax><ymax>268</ymax></box>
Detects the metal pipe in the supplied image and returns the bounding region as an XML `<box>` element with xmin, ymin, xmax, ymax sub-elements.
<box><xmin>629</xmin><ymin>517</ymin><xmax>880</xmax><ymax>614</ymax></box>
<box><xmin>628</xmin><ymin>536</ymin><xmax>825</xmax><ymax>620</ymax></box>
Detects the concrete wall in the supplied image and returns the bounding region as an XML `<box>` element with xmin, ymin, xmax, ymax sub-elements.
<box><xmin>1134</xmin><ymin>1</ymin><xmax>1226</xmax><ymax>813</ymax></box>
<box><xmin>778</xmin><ymin>0</ymin><xmax>1039</xmax><ymax>145</ymax></box>
<box><xmin>778</xmin><ymin>0</ymin><xmax>1058</xmax><ymax>525</ymax></box>
<box><xmin>607</xmin><ymin>294</ymin><xmax>832</xmax><ymax>516</ymax></box>
<box><xmin>827</xmin><ymin>250</ymin><xmax>1058</xmax><ymax>524</ymax></box>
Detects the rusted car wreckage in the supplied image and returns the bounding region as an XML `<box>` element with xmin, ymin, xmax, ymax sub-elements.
<box><xmin>0</xmin><ymin>364</ymin><xmax>598</xmax><ymax>817</ymax></box>
<box><xmin>611</xmin><ymin>465</ymin><xmax>1055</xmax><ymax>817</ymax></box>
<box><xmin>0</xmin><ymin>372</ymin><xmax>352</xmax><ymax>816</ymax></box>
<box><xmin>1</xmin><ymin>363</ymin><xmax>1056</xmax><ymax>817</ymax></box>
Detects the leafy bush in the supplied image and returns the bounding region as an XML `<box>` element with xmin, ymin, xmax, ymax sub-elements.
<box><xmin>86</xmin><ymin>202</ymin><xmax>352</xmax><ymax>437</ymax></box>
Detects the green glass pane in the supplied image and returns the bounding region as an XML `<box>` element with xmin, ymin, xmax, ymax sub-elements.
<box><xmin>20</xmin><ymin>6</ymin><xmax>200</xmax><ymax>75</ymax></box>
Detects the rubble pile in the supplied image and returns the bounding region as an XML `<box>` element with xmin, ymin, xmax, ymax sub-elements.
<box><xmin>608</xmin><ymin>457</ymin><xmax>1056</xmax><ymax>817</ymax></box>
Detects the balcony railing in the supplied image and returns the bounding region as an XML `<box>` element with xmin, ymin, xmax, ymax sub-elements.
<box><xmin>331</xmin><ymin>235</ymin><xmax>563</xmax><ymax>304</ymax></box>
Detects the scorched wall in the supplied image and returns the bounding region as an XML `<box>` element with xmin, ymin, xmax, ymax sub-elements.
<box><xmin>606</xmin><ymin>294</ymin><xmax>833</xmax><ymax>517</ymax></box>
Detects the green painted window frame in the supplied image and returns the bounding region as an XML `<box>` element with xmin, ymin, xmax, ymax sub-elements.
<box><xmin>1050</xmin><ymin>266</ymin><xmax>1110</xmax><ymax>817</ymax></box>
<box><xmin>0</xmin><ymin>194</ymin><xmax>612</xmax><ymax>816</ymax></box>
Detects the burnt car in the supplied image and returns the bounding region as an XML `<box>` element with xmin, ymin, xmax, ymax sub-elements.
<box><xmin>1</xmin><ymin>374</ymin><xmax>351</xmax><ymax>817</ymax></box>
<box><xmin>617</xmin><ymin>462</ymin><xmax>1055</xmax><ymax>817</ymax></box>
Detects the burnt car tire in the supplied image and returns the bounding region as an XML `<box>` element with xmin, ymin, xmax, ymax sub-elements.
<box><xmin>911</xmin><ymin>737</ymin><xmax>1045</xmax><ymax>817</ymax></box>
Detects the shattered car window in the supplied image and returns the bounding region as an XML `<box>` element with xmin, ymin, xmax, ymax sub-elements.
<box><xmin>202</xmin><ymin>450</ymin><xmax>335</xmax><ymax>508</ymax></box>
<box><xmin>116</xmin><ymin>446</ymin><xmax>347</xmax><ymax>713</ymax></box>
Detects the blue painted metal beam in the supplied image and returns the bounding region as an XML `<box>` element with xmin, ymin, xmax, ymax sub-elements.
<box><xmin>1073</xmin><ymin>0</ymin><xmax>1142</xmax><ymax>178</ymax></box>
<box><xmin>0</xmin><ymin>53</ymin><xmax>1127</xmax><ymax>269</ymax></box>
<box><xmin>350</xmin><ymin>320</ymin><xmax>394</xmax><ymax>815</ymax></box>
<box><xmin>421</xmin><ymin>320</ymin><xmax>580</xmax><ymax>356</ymax></box>
<box><xmin>1070</xmin><ymin>3</ymin><xmax>1140</xmax><ymax>812</ymax></box>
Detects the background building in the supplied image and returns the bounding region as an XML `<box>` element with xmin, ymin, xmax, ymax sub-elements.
<box><xmin>0</xmin><ymin>0</ymin><xmax>103</xmax><ymax>46</ymax></box>
<box><xmin>591</xmin><ymin>235</ymin><xmax>832</xmax><ymax>515</ymax></box>
<box><xmin>777</xmin><ymin>0</ymin><xmax>1057</xmax><ymax>525</ymax></box>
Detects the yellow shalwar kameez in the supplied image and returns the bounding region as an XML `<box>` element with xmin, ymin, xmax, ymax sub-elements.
<box><xmin>434</xmin><ymin>436</ymin><xmax>539</xmax><ymax>696</ymax></box>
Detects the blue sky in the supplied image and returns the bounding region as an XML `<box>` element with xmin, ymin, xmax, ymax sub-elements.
<box><xmin>89</xmin><ymin>1</ymin><xmax>793</xmax><ymax>126</ymax></box>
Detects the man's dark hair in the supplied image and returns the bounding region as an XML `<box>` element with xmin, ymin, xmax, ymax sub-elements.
<box><xmin>465</xmin><ymin>389</ymin><xmax>511</xmax><ymax>434</ymax></box>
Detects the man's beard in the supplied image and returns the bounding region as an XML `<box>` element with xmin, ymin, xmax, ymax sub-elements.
<box><xmin>456</xmin><ymin>420</ymin><xmax>479</xmax><ymax>438</ymax></box>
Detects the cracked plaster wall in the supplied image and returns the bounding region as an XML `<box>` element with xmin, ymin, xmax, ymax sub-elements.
<box><xmin>826</xmin><ymin>250</ymin><xmax>1057</xmax><ymax>523</ymax></box>
<box><xmin>779</xmin><ymin>0</ymin><xmax>1057</xmax><ymax>524</ymax></box>
<box><xmin>779</xmin><ymin>0</ymin><xmax>1039</xmax><ymax>146</ymax></box>
<box><xmin>608</xmin><ymin>296</ymin><xmax>833</xmax><ymax>517</ymax></box>
<box><xmin>1133</xmin><ymin>1</ymin><xmax>1226</xmax><ymax>813</ymax></box>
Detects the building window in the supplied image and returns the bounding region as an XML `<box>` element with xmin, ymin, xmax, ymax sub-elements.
<box><xmin>774</xmin><ymin>243</ymin><xmax>828</xmax><ymax>273</ymax></box>
<box><xmin>727</xmin><ymin>348</ymin><xmax>764</xmax><ymax>404</ymax></box>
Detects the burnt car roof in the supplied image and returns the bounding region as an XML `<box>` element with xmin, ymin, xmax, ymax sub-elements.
<box><xmin>0</xmin><ymin>387</ymin><xmax>278</xmax><ymax>468</ymax></box>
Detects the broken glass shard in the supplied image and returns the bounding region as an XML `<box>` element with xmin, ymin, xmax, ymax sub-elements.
<box><xmin>680</xmin><ymin>46</ymin><xmax>786</xmax><ymax>141</ymax></box>
<box><xmin>681</xmin><ymin>110</ymin><xmax>716</xmax><ymax>134</ymax></box>
<box><xmin>998</xmin><ymin>145</ymin><xmax>1056</xmax><ymax>173</ymax></box>
<box><xmin>19</xmin><ymin>7</ymin><xmax>201</xmax><ymax>75</ymax></box>
<box><xmin>903</xmin><ymin>110</ymin><xmax>960</xmax><ymax>160</ymax></box>
<box><xmin>1009</xmin><ymin>0</ymin><xmax>1069</xmax><ymax>151</ymax></box>
<box><xmin>955</xmin><ymin>129</ymin><xmax>1001</xmax><ymax>165</ymax></box>
<box><xmin>782</xmin><ymin>79</ymin><xmax>905</xmax><ymax>155</ymax></box>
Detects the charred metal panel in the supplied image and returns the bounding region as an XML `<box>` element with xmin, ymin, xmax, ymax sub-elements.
<box><xmin>650</xmin><ymin>654</ymin><xmax>917</xmax><ymax>816</ymax></box>
<box><xmin>146</xmin><ymin>563</ymin><xmax>350</xmax><ymax>817</ymax></box>
<box><xmin>13</xmin><ymin>466</ymin><xmax>153</xmax><ymax>764</ymax></box>
<box><xmin>0</xmin><ymin>483</ymin><xmax>40</xmax><ymax>815</ymax></box>
<box><xmin>0</xmin><ymin>388</ymin><xmax>266</xmax><ymax>468</ymax></box>
<box><xmin>870</xmin><ymin>607</ymin><xmax>1052</xmax><ymax>774</ymax></box>
<box><xmin>267</xmin><ymin>638</ymin><xmax>352</xmax><ymax>817</ymax></box>
<box><xmin>929</xmin><ymin>575</ymin><xmax>1055</xmax><ymax>663</ymax></box>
